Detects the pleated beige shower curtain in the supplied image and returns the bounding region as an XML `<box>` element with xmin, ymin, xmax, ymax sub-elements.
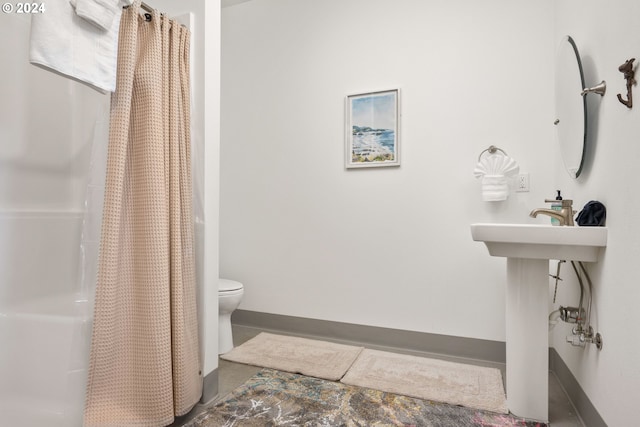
<box><xmin>84</xmin><ymin>2</ymin><xmax>201</xmax><ymax>426</ymax></box>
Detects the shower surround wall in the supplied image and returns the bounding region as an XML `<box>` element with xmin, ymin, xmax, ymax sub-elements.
<box><xmin>0</xmin><ymin>13</ymin><xmax>109</xmax><ymax>426</ymax></box>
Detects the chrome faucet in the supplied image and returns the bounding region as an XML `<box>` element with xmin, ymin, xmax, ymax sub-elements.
<box><xmin>530</xmin><ymin>199</ymin><xmax>575</xmax><ymax>226</ymax></box>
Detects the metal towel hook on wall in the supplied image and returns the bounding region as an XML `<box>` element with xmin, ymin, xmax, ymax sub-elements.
<box><xmin>616</xmin><ymin>58</ymin><xmax>636</xmax><ymax>109</ymax></box>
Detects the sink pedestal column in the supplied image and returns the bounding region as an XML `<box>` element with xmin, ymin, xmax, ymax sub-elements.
<box><xmin>506</xmin><ymin>258</ymin><xmax>548</xmax><ymax>422</ymax></box>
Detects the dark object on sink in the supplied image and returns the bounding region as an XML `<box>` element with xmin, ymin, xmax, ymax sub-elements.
<box><xmin>576</xmin><ymin>201</ymin><xmax>606</xmax><ymax>226</ymax></box>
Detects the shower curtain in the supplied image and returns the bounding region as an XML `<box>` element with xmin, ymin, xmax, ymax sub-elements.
<box><xmin>84</xmin><ymin>2</ymin><xmax>201</xmax><ymax>426</ymax></box>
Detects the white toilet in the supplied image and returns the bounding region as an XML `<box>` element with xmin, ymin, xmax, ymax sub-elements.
<box><xmin>218</xmin><ymin>278</ymin><xmax>244</xmax><ymax>354</ymax></box>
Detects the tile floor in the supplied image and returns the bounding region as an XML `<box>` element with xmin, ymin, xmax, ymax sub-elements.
<box><xmin>174</xmin><ymin>325</ymin><xmax>584</xmax><ymax>426</ymax></box>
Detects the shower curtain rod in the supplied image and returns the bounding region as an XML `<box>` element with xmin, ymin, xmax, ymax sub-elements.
<box><xmin>123</xmin><ymin>1</ymin><xmax>154</xmax><ymax>21</ymax></box>
<box><xmin>123</xmin><ymin>2</ymin><xmax>188</xmax><ymax>26</ymax></box>
<box><xmin>122</xmin><ymin>2</ymin><xmax>153</xmax><ymax>11</ymax></box>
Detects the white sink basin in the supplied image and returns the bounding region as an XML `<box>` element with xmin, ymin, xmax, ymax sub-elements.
<box><xmin>471</xmin><ymin>223</ymin><xmax>607</xmax><ymax>261</ymax></box>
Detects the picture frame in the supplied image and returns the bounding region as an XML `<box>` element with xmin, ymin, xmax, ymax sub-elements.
<box><xmin>345</xmin><ymin>88</ymin><xmax>400</xmax><ymax>169</ymax></box>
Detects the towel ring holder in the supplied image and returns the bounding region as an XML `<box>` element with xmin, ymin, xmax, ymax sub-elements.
<box><xmin>477</xmin><ymin>145</ymin><xmax>508</xmax><ymax>162</ymax></box>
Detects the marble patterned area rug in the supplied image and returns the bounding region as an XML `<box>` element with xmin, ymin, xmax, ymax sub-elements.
<box><xmin>220</xmin><ymin>332</ymin><xmax>364</xmax><ymax>381</ymax></box>
<box><xmin>341</xmin><ymin>349</ymin><xmax>509</xmax><ymax>414</ymax></box>
<box><xmin>185</xmin><ymin>369</ymin><xmax>546</xmax><ymax>427</ymax></box>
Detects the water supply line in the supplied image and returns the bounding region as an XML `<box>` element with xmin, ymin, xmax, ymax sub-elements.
<box><xmin>577</xmin><ymin>261</ymin><xmax>593</xmax><ymax>330</ymax></box>
<box><xmin>549</xmin><ymin>259</ymin><xmax>603</xmax><ymax>350</ymax></box>
<box><xmin>562</xmin><ymin>261</ymin><xmax>603</xmax><ymax>350</ymax></box>
<box><xmin>567</xmin><ymin>261</ymin><xmax>586</xmax><ymax>323</ymax></box>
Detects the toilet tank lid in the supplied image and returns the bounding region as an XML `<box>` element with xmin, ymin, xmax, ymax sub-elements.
<box><xmin>219</xmin><ymin>278</ymin><xmax>243</xmax><ymax>292</ymax></box>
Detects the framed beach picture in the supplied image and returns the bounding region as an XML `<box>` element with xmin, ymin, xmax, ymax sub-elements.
<box><xmin>345</xmin><ymin>88</ymin><xmax>400</xmax><ymax>168</ymax></box>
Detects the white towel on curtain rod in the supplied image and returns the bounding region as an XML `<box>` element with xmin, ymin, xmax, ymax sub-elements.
<box><xmin>29</xmin><ymin>0</ymin><xmax>132</xmax><ymax>93</ymax></box>
<box><xmin>69</xmin><ymin>0</ymin><xmax>129</xmax><ymax>31</ymax></box>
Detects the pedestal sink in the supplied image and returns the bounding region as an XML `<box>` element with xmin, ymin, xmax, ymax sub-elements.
<box><xmin>470</xmin><ymin>223</ymin><xmax>607</xmax><ymax>422</ymax></box>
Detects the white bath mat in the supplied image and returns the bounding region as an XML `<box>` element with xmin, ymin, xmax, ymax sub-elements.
<box><xmin>220</xmin><ymin>332</ymin><xmax>364</xmax><ymax>381</ymax></box>
<box><xmin>340</xmin><ymin>349</ymin><xmax>508</xmax><ymax>414</ymax></box>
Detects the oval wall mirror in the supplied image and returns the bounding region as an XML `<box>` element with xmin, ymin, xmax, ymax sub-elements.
<box><xmin>554</xmin><ymin>35</ymin><xmax>586</xmax><ymax>179</ymax></box>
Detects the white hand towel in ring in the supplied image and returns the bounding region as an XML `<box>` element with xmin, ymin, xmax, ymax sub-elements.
<box><xmin>473</xmin><ymin>153</ymin><xmax>519</xmax><ymax>201</ymax></box>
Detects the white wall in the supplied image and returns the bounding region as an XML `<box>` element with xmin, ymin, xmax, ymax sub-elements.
<box><xmin>551</xmin><ymin>1</ymin><xmax>640</xmax><ymax>425</ymax></box>
<box><xmin>220</xmin><ymin>0</ymin><xmax>554</xmax><ymax>342</ymax></box>
<box><xmin>221</xmin><ymin>0</ymin><xmax>638</xmax><ymax>424</ymax></box>
<box><xmin>203</xmin><ymin>0</ymin><xmax>221</xmax><ymax>377</ymax></box>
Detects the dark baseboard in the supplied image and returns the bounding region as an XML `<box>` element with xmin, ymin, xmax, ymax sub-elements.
<box><xmin>232</xmin><ymin>309</ymin><xmax>505</xmax><ymax>363</ymax></box>
<box><xmin>200</xmin><ymin>368</ymin><xmax>219</xmax><ymax>404</ymax></box>
<box><xmin>549</xmin><ymin>348</ymin><xmax>606</xmax><ymax>427</ymax></box>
